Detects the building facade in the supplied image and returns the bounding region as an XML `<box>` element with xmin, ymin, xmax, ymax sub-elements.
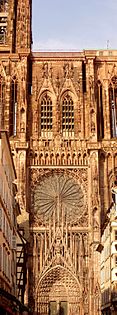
<box><xmin>101</xmin><ymin>200</ymin><xmax>117</xmax><ymax>315</ymax></box>
<box><xmin>0</xmin><ymin>1</ymin><xmax>117</xmax><ymax>315</ymax></box>
<box><xmin>0</xmin><ymin>130</ymin><xmax>20</xmax><ymax>314</ymax></box>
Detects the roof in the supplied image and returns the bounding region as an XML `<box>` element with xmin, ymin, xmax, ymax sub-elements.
<box><xmin>31</xmin><ymin>49</ymin><xmax>117</xmax><ymax>60</ymax></box>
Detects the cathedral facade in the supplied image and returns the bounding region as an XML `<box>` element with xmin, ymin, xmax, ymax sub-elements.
<box><xmin>0</xmin><ymin>1</ymin><xmax>117</xmax><ymax>315</ymax></box>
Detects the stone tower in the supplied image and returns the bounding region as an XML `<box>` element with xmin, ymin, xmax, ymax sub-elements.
<box><xmin>0</xmin><ymin>2</ymin><xmax>117</xmax><ymax>315</ymax></box>
<box><xmin>0</xmin><ymin>0</ymin><xmax>32</xmax><ymax>213</ymax></box>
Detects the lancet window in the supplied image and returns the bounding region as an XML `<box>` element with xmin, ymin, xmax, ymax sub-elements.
<box><xmin>96</xmin><ymin>81</ymin><xmax>104</xmax><ymax>139</ymax></box>
<box><xmin>62</xmin><ymin>92</ymin><xmax>74</xmax><ymax>137</ymax></box>
<box><xmin>40</xmin><ymin>92</ymin><xmax>53</xmax><ymax>136</ymax></box>
<box><xmin>109</xmin><ymin>76</ymin><xmax>117</xmax><ymax>138</ymax></box>
<box><xmin>9</xmin><ymin>78</ymin><xmax>17</xmax><ymax>136</ymax></box>
<box><xmin>0</xmin><ymin>0</ymin><xmax>8</xmax><ymax>44</ymax></box>
<box><xmin>0</xmin><ymin>75</ymin><xmax>5</xmax><ymax>129</ymax></box>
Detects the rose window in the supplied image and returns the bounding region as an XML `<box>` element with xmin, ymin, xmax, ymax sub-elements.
<box><xmin>34</xmin><ymin>174</ymin><xmax>85</xmax><ymax>224</ymax></box>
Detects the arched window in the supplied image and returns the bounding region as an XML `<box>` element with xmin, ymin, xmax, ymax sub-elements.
<box><xmin>9</xmin><ymin>78</ymin><xmax>17</xmax><ymax>136</ymax></box>
<box><xmin>40</xmin><ymin>93</ymin><xmax>52</xmax><ymax>136</ymax></box>
<box><xmin>0</xmin><ymin>75</ymin><xmax>5</xmax><ymax>128</ymax></box>
<box><xmin>62</xmin><ymin>92</ymin><xmax>74</xmax><ymax>137</ymax></box>
<box><xmin>109</xmin><ymin>76</ymin><xmax>117</xmax><ymax>137</ymax></box>
<box><xmin>96</xmin><ymin>81</ymin><xmax>104</xmax><ymax>139</ymax></box>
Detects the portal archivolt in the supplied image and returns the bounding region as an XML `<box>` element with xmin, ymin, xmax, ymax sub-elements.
<box><xmin>36</xmin><ymin>265</ymin><xmax>81</xmax><ymax>315</ymax></box>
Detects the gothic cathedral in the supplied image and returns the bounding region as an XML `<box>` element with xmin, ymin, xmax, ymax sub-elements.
<box><xmin>0</xmin><ymin>1</ymin><xmax>117</xmax><ymax>315</ymax></box>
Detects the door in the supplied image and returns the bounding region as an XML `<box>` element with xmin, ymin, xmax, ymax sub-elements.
<box><xmin>49</xmin><ymin>301</ymin><xmax>57</xmax><ymax>315</ymax></box>
<box><xmin>59</xmin><ymin>301</ymin><xmax>67</xmax><ymax>315</ymax></box>
<box><xmin>49</xmin><ymin>301</ymin><xmax>67</xmax><ymax>315</ymax></box>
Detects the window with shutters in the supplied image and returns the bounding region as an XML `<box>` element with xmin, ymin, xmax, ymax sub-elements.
<box><xmin>3</xmin><ymin>246</ymin><xmax>6</xmax><ymax>274</ymax></box>
<box><xmin>10</xmin><ymin>78</ymin><xmax>17</xmax><ymax>136</ymax></box>
<box><xmin>0</xmin><ymin>76</ymin><xmax>5</xmax><ymax>129</ymax></box>
<box><xmin>8</xmin><ymin>257</ymin><xmax>11</xmax><ymax>281</ymax></box>
<box><xmin>0</xmin><ymin>208</ymin><xmax>3</xmax><ymax>230</ymax></box>
<box><xmin>115</xmin><ymin>256</ymin><xmax>117</xmax><ymax>267</ymax></box>
<box><xmin>115</xmin><ymin>230</ymin><xmax>117</xmax><ymax>241</ymax></box>
<box><xmin>12</xmin><ymin>235</ymin><xmax>16</xmax><ymax>250</ymax></box>
<box><xmin>0</xmin><ymin>245</ymin><xmax>3</xmax><ymax>271</ymax></box>
<box><xmin>3</xmin><ymin>212</ymin><xmax>5</xmax><ymax>235</ymax></box>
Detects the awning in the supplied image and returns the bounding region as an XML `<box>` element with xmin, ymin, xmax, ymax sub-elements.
<box><xmin>0</xmin><ymin>305</ymin><xmax>14</xmax><ymax>315</ymax></box>
<box><xmin>5</xmin><ymin>307</ymin><xmax>14</xmax><ymax>315</ymax></box>
<box><xmin>0</xmin><ymin>288</ymin><xmax>29</xmax><ymax>313</ymax></box>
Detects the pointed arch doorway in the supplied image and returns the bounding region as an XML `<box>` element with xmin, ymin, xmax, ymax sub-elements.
<box><xmin>36</xmin><ymin>265</ymin><xmax>81</xmax><ymax>315</ymax></box>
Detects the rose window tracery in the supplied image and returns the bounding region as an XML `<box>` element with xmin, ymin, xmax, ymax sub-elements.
<box><xmin>34</xmin><ymin>174</ymin><xmax>85</xmax><ymax>224</ymax></box>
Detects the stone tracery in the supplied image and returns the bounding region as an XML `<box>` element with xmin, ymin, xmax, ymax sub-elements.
<box><xmin>29</xmin><ymin>168</ymin><xmax>89</xmax><ymax>314</ymax></box>
<box><xmin>34</xmin><ymin>174</ymin><xmax>85</xmax><ymax>224</ymax></box>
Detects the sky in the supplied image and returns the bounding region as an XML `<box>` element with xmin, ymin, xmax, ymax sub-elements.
<box><xmin>32</xmin><ymin>0</ymin><xmax>117</xmax><ymax>51</ymax></box>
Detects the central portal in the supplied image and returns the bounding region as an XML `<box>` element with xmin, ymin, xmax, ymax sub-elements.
<box><xmin>36</xmin><ymin>266</ymin><xmax>81</xmax><ymax>315</ymax></box>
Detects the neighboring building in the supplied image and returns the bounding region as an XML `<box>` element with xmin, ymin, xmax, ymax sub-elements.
<box><xmin>0</xmin><ymin>1</ymin><xmax>117</xmax><ymax>315</ymax></box>
<box><xmin>101</xmin><ymin>216</ymin><xmax>111</xmax><ymax>314</ymax></box>
<box><xmin>0</xmin><ymin>130</ymin><xmax>28</xmax><ymax>315</ymax></box>
<box><xmin>0</xmin><ymin>130</ymin><xmax>19</xmax><ymax>313</ymax></box>
<box><xmin>101</xmin><ymin>197</ymin><xmax>117</xmax><ymax>315</ymax></box>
